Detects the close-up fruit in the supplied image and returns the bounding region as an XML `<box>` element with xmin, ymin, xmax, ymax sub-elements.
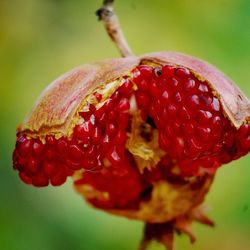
<box><xmin>10</xmin><ymin>0</ymin><xmax>250</xmax><ymax>249</ymax></box>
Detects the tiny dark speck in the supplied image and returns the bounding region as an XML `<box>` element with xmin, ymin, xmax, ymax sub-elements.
<box><xmin>146</xmin><ymin>116</ymin><xmax>156</xmax><ymax>128</ymax></box>
<box><xmin>154</xmin><ymin>67</ymin><xmax>162</xmax><ymax>77</ymax></box>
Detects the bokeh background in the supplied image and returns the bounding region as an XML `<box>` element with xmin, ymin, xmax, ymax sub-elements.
<box><xmin>0</xmin><ymin>0</ymin><xmax>250</xmax><ymax>249</ymax></box>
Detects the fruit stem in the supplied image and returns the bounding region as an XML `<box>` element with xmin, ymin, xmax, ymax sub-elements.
<box><xmin>96</xmin><ymin>0</ymin><xmax>134</xmax><ymax>57</ymax></box>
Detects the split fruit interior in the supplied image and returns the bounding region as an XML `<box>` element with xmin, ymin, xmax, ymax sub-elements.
<box><xmin>13</xmin><ymin>52</ymin><xmax>250</xmax><ymax>220</ymax></box>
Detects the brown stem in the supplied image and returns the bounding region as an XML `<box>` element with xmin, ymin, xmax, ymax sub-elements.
<box><xmin>96</xmin><ymin>0</ymin><xmax>134</xmax><ymax>57</ymax></box>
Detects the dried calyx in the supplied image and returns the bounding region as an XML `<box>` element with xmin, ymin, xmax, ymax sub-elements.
<box><xmin>13</xmin><ymin>52</ymin><xmax>250</xmax><ymax>212</ymax></box>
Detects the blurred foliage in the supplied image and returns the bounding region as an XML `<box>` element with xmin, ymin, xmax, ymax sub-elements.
<box><xmin>0</xmin><ymin>0</ymin><xmax>250</xmax><ymax>250</ymax></box>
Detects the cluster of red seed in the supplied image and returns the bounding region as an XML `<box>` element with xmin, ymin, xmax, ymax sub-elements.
<box><xmin>74</xmin><ymin>155</ymin><xmax>143</xmax><ymax>209</ymax></box>
<box><xmin>133</xmin><ymin>65</ymin><xmax>250</xmax><ymax>176</ymax></box>
<box><xmin>73</xmin><ymin>79</ymin><xmax>144</xmax><ymax>208</ymax></box>
<box><xmin>13</xmin><ymin>134</ymin><xmax>72</xmax><ymax>186</ymax></box>
<box><xmin>13</xmin><ymin>63</ymin><xmax>250</xmax><ymax>209</ymax></box>
<box><xmin>13</xmin><ymin>135</ymin><xmax>74</xmax><ymax>186</ymax></box>
<box><xmin>13</xmin><ymin>79</ymin><xmax>144</xmax><ymax>208</ymax></box>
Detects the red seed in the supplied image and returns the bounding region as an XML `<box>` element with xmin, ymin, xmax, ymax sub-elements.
<box><xmin>197</xmin><ymin>110</ymin><xmax>213</xmax><ymax>124</ymax></box>
<box><xmin>106</xmin><ymin>123</ymin><xmax>117</xmax><ymax>136</ymax></box>
<box><xmin>67</xmin><ymin>161</ymin><xmax>82</xmax><ymax>171</ymax></box>
<box><xmin>200</xmin><ymin>94</ymin><xmax>213</xmax><ymax>106</ymax></box>
<box><xmin>132</xmin><ymin>68</ymin><xmax>142</xmax><ymax>84</ymax></box>
<box><xmin>79</xmin><ymin>110</ymin><xmax>91</xmax><ymax>120</ymax></box>
<box><xmin>92</xmin><ymin>127</ymin><xmax>102</xmax><ymax>144</ymax></box>
<box><xmin>175</xmin><ymin>67</ymin><xmax>190</xmax><ymax>78</ymax></box>
<box><xmin>57</xmin><ymin>139</ymin><xmax>68</xmax><ymax>155</ymax></box>
<box><xmin>50</xmin><ymin>171</ymin><xmax>67</xmax><ymax>186</ymax></box>
<box><xmin>164</xmin><ymin>124</ymin><xmax>175</xmax><ymax>139</ymax></box>
<box><xmin>27</xmin><ymin>157</ymin><xmax>39</xmax><ymax>173</ymax></box>
<box><xmin>178</xmin><ymin>106</ymin><xmax>191</xmax><ymax>120</ymax></box>
<box><xmin>137</xmin><ymin>79</ymin><xmax>149</xmax><ymax>91</ymax></box>
<box><xmin>187</xmin><ymin>95</ymin><xmax>200</xmax><ymax>108</ymax></box>
<box><xmin>182</xmin><ymin>122</ymin><xmax>194</xmax><ymax>136</ymax></box>
<box><xmin>170</xmin><ymin>137</ymin><xmax>184</xmax><ymax>157</ymax></box>
<box><xmin>198</xmin><ymin>84</ymin><xmax>209</xmax><ymax>92</ymax></box>
<box><xmin>173</xmin><ymin>92</ymin><xmax>182</xmax><ymax>103</ymax></box>
<box><xmin>107</xmin><ymin>147</ymin><xmax>123</xmax><ymax>165</ymax></box>
<box><xmin>149</xmin><ymin>81</ymin><xmax>161</xmax><ymax>96</ymax></box>
<box><xmin>167</xmin><ymin>77</ymin><xmax>179</xmax><ymax>90</ymax></box>
<box><xmin>185</xmin><ymin>138</ymin><xmax>202</xmax><ymax>158</ymax></box>
<box><xmin>45</xmin><ymin>147</ymin><xmax>56</xmax><ymax>160</ymax></box>
<box><xmin>136</xmin><ymin>92</ymin><xmax>150</xmax><ymax>107</ymax></box>
<box><xmin>32</xmin><ymin>172</ymin><xmax>49</xmax><ymax>187</ymax></box>
<box><xmin>85</xmin><ymin>145</ymin><xmax>96</xmax><ymax>158</ymax></box>
<box><xmin>159</xmin><ymin>133</ymin><xmax>170</xmax><ymax>150</ymax></box>
<box><xmin>46</xmin><ymin>135</ymin><xmax>56</xmax><ymax>145</ymax></box>
<box><xmin>162</xmin><ymin>65</ymin><xmax>175</xmax><ymax>78</ymax></box>
<box><xmin>102</xmin><ymin>134</ymin><xmax>111</xmax><ymax>148</ymax></box>
<box><xmin>93</xmin><ymin>92</ymin><xmax>102</xmax><ymax>102</ymax></box>
<box><xmin>211</xmin><ymin>97</ymin><xmax>220</xmax><ymax>111</ymax></box>
<box><xmin>161</xmin><ymin>90</ymin><xmax>169</xmax><ymax>104</ymax></box>
<box><xmin>82</xmin><ymin>158</ymin><xmax>97</xmax><ymax>170</ymax></box>
<box><xmin>183</xmin><ymin>78</ymin><xmax>196</xmax><ymax>92</ymax></box>
<box><xmin>94</xmin><ymin>105</ymin><xmax>105</xmax><ymax>119</ymax></box>
<box><xmin>118</xmin><ymin>79</ymin><xmax>133</xmax><ymax>97</ymax></box>
<box><xmin>197</xmin><ymin>127</ymin><xmax>212</xmax><ymax>142</ymax></box>
<box><xmin>239</xmin><ymin>134</ymin><xmax>250</xmax><ymax>151</ymax></box>
<box><xmin>202</xmin><ymin>157</ymin><xmax>220</xmax><ymax>170</ymax></box>
<box><xmin>213</xmin><ymin>143</ymin><xmax>223</xmax><ymax>153</ymax></box>
<box><xmin>108</xmin><ymin>110</ymin><xmax>117</xmax><ymax>121</ymax></box>
<box><xmin>19</xmin><ymin>172</ymin><xmax>32</xmax><ymax>184</ymax></box>
<box><xmin>18</xmin><ymin>138</ymin><xmax>33</xmax><ymax>157</ymax></box>
<box><xmin>33</xmin><ymin>141</ymin><xmax>44</xmax><ymax>156</ymax></box>
<box><xmin>137</xmin><ymin>65</ymin><xmax>153</xmax><ymax>79</ymax></box>
<box><xmin>167</xmin><ymin>104</ymin><xmax>177</xmax><ymax>117</ymax></box>
<box><xmin>118</xmin><ymin>113</ymin><xmax>129</xmax><ymax>129</ymax></box>
<box><xmin>98</xmin><ymin>113</ymin><xmax>107</xmax><ymax>124</ymax></box>
<box><xmin>220</xmin><ymin>151</ymin><xmax>233</xmax><ymax>164</ymax></box>
<box><xmin>18</xmin><ymin>157</ymin><xmax>27</xmax><ymax>167</ymax></box>
<box><xmin>223</xmin><ymin>132</ymin><xmax>235</xmax><ymax>148</ymax></box>
<box><xmin>103</xmin><ymin>99</ymin><xmax>114</xmax><ymax>110</ymax></box>
<box><xmin>69</xmin><ymin>145</ymin><xmax>83</xmax><ymax>161</ymax></box>
<box><xmin>74</xmin><ymin>121</ymin><xmax>93</xmax><ymax>140</ymax></box>
<box><xmin>211</xmin><ymin>116</ymin><xmax>222</xmax><ymax>128</ymax></box>
<box><xmin>117</xmin><ymin>98</ymin><xmax>130</xmax><ymax>112</ymax></box>
<box><xmin>172</xmin><ymin>121</ymin><xmax>181</xmax><ymax>134</ymax></box>
<box><xmin>82</xmin><ymin>121</ymin><xmax>94</xmax><ymax>135</ymax></box>
<box><xmin>43</xmin><ymin>162</ymin><xmax>57</xmax><ymax>177</ymax></box>
<box><xmin>114</xmin><ymin>129</ymin><xmax>127</xmax><ymax>144</ymax></box>
<box><xmin>238</xmin><ymin>124</ymin><xmax>249</xmax><ymax>138</ymax></box>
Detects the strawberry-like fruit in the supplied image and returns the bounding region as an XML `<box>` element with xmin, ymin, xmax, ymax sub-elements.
<box><xmin>13</xmin><ymin>52</ymin><xmax>250</xmax><ymax>249</ymax></box>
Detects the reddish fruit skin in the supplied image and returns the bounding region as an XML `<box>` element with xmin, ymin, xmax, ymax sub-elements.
<box><xmin>13</xmin><ymin>52</ymin><xmax>249</xmax><ymax>211</ymax></box>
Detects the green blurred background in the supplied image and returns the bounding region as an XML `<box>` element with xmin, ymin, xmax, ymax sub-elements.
<box><xmin>0</xmin><ymin>0</ymin><xmax>250</xmax><ymax>249</ymax></box>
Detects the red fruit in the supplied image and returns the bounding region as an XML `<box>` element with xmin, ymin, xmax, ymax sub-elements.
<box><xmin>12</xmin><ymin>52</ymin><xmax>249</xmax><ymax>211</ymax></box>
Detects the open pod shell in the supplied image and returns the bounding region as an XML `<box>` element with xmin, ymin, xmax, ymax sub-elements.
<box><xmin>18</xmin><ymin>51</ymin><xmax>249</xmax><ymax>222</ymax></box>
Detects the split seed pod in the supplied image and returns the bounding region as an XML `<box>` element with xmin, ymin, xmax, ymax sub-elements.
<box><xmin>13</xmin><ymin>52</ymin><xmax>250</xmax><ymax>249</ymax></box>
